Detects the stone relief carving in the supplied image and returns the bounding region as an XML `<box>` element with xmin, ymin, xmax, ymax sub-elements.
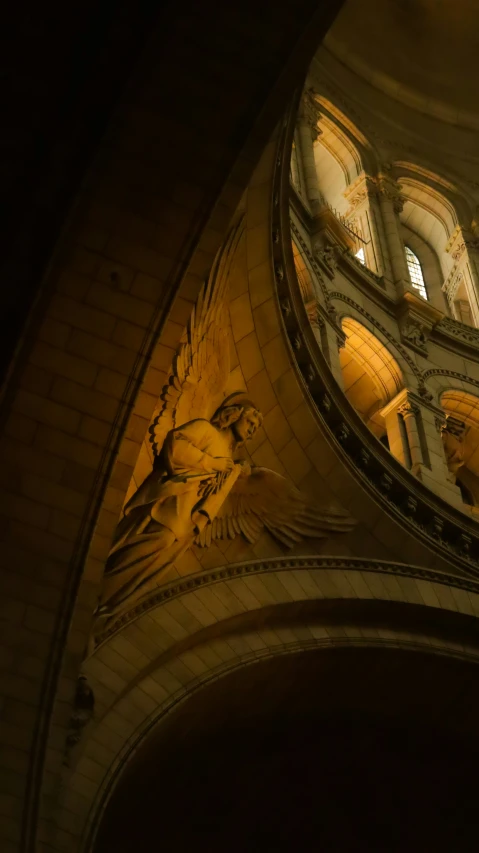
<box><xmin>400</xmin><ymin>319</ymin><xmax>429</xmax><ymax>354</ymax></box>
<box><xmin>315</xmin><ymin>243</ymin><xmax>339</xmax><ymax>270</ymax></box>
<box><xmin>94</xmin><ymin>227</ymin><xmax>354</xmax><ymax>635</ymax></box>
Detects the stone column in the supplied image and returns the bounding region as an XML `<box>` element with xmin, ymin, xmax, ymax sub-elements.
<box><xmin>380</xmin><ymin>389</ymin><xmax>463</xmax><ymax>509</ymax></box>
<box><xmin>397</xmin><ymin>399</ymin><xmax>423</xmax><ymax>473</ymax></box>
<box><xmin>307</xmin><ymin>301</ymin><xmax>345</xmax><ymax>388</ymax></box>
<box><xmin>376</xmin><ymin>173</ymin><xmax>412</xmax><ymax>298</ymax></box>
<box><xmin>445</xmin><ymin>226</ymin><xmax>479</xmax><ymax>326</ymax></box>
<box><xmin>296</xmin><ymin>92</ymin><xmax>322</xmax><ymax>213</ymax></box>
<box><xmin>344</xmin><ymin>173</ymin><xmax>392</xmax><ymax>282</ymax></box>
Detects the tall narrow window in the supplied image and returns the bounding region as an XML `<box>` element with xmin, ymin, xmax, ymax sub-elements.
<box><xmin>405</xmin><ymin>246</ymin><xmax>428</xmax><ymax>300</ymax></box>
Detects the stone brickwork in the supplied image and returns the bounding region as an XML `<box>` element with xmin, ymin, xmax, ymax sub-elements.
<box><xmin>58</xmin><ymin>557</ymin><xmax>479</xmax><ymax>851</ymax></box>
<box><xmin>0</xmin><ymin>3</ymin><xmax>345</xmax><ymax>850</ymax></box>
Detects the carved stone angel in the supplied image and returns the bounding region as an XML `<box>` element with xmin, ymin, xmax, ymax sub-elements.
<box><xmin>95</xmin><ymin>225</ymin><xmax>354</xmax><ymax>629</ymax></box>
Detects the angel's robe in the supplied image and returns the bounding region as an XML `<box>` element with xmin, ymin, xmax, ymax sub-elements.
<box><xmin>98</xmin><ymin>418</ymin><xmax>239</xmax><ymax>616</ymax></box>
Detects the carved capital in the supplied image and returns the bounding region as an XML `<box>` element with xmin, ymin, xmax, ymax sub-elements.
<box><xmin>343</xmin><ymin>173</ymin><xmax>377</xmax><ymax>215</ymax></box>
<box><xmin>377</xmin><ymin>174</ymin><xmax>405</xmax><ymax>214</ymax></box>
<box><xmin>444</xmin><ymin>225</ymin><xmax>477</xmax><ymax>262</ymax></box>
<box><xmin>441</xmin><ymin>415</ymin><xmax>466</xmax><ymax>441</ymax></box>
<box><xmin>398</xmin><ymin>400</ymin><xmax>420</xmax><ymax>419</ymax></box>
<box><xmin>400</xmin><ymin>320</ymin><xmax>429</xmax><ymax>353</ymax></box>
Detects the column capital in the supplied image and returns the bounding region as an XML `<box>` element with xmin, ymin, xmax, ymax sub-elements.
<box><xmin>397</xmin><ymin>399</ymin><xmax>420</xmax><ymax>419</ymax></box>
<box><xmin>376</xmin><ymin>173</ymin><xmax>405</xmax><ymax>215</ymax></box>
<box><xmin>380</xmin><ymin>388</ymin><xmax>443</xmax><ymax>421</ymax></box>
<box><xmin>444</xmin><ymin>225</ymin><xmax>479</xmax><ymax>262</ymax></box>
<box><xmin>343</xmin><ymin>172</ymin><xmax>377</xmax><ymax>216</ymax></box>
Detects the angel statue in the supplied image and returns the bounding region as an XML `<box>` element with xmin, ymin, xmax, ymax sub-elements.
<box><xmin>94</xmin><ymin>222</ymin><xmax>354</xmax><ymax>632</ymax></box>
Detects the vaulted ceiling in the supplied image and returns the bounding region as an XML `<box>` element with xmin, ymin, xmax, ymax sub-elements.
<box><xmin>325</xmin><ymin>0</ymin><xmax>479</xmax><ymax>127</ymax></box>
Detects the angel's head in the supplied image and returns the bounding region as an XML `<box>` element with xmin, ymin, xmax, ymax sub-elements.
<box><xmin>211</xmin><ymin>392</ymin><xmax>263</xmax><ymax>444</ymax></box>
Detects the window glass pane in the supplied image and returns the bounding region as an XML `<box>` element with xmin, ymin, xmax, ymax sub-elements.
<box><xmin>405</xmin><ymin>246</ymin><xmax>428</xmax><ymax>300</ymax></box>
<box><xmin>355</xmin><ymin>247</ymin><xmax>365</xmax><ymax>265</ymax></box>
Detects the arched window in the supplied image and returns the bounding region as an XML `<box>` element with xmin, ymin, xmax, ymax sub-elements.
<box><xmin>405</xmin><ymin>246</ymin><xmax>428</xmax><ymax>300</ymax></box>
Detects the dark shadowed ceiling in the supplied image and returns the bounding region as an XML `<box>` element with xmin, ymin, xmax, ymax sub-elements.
<box><xmin>325</xmin><ymin>0</ymin><xmax>479</xmax><ymax>125</ymax></box>
<box><xmin>95</xmin><ymin>646</ymin><xmax>479</xmax><ymax>852</ymax></box>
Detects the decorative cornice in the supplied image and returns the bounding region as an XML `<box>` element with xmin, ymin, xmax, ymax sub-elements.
<box><xmin>343</xmin><ymin>171</ymin><xmax>405</xmax><ymax>216</ymax></box>
<box><xmin>94</xmin><ymin>554</ymin><xmax>479</xmax><ymax>643</ymax></box>
<box><xmin>436</xmin><ymin>317</ymin><xmax>479</xmax><ymax>347</ymax></box>
<box><xmin>421</xmin><ymin>367</ymin><xmax>479</xmax><ymax>392</ymax></box>
<box><xmin>343</xmin><ymin>172</ymin><xmax>378</xmax><ymax>215</ymax></box>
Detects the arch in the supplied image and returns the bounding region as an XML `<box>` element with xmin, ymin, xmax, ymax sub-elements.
<box><xmin>341</xmin><ymin>317</ymin><xmax>403</xmax><ymax>402</ymax></box>
<box><xmin>441</xmin><ymin>389</ymin><xmax>479</xmax><ymax>430</ymax></box>
<box><xmin>51</xmin><ymin>557</ymin><xmax>479</xmax><ymax>851</ymax></box>
<box><xmin>311</xmin><ymin>94</ymin><xmax>377</xmax><ymax>174</ymax></box>
<box><xmin>331</xmin><ymin>293</ymin><xmax>420</xmax><ymax>384</ymax></box>
<box><xmin>339</xmin><ymin>317</ymin><xmax>404</xmax><ymax>439</ymax></box>
<box><xmin>398</xmin><ymin>177</ymin><xmax>460</xmax><ymax>280</ymax></box>
<box><xmin>309</xmin><ymin>101</ymin><xmax>367</xmax><ymax>215</ymax></box>
<box><xmin>441</xmin><ymin>389</ymin><xmax>479</xmax><ymax>505</ymax></box>
<box><xmin>394</xmin><ymin>161</ymin><xmax>475</xmax><ymax>227</ymax></box>
<box><xmin>423</xmin><ymin>369</ymin><xmax>479</xmax><ymax>405</ymax></box>
<box><xmin>292</xmin><ymin>236</ymin><xmax>315</xmax><ymax>302</ymax></box>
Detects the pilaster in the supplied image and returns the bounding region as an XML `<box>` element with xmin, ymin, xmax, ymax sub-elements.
<box><xmin>296</xmin><ymin>92</ymin><xmax>322</xmax><ymax>213</ymax></box>
<box><xmin>306</xmin><ymin>299</ymin><xmax>345</xmax><ymax>387</ymax></box>
<box><xmin>376</xmin><ymin>172</ymin><xmax>412</xmax><ymax>298</ymax></box>
<box><xmin>344</xmin><ymin>172</ymin><xmax>391</xmax><ymax>281</ymax></box>
<box><xmin>445</xmin><ymin>226</ymin><xmax>479</xmax><ymax>325</ymax></box>
<box><xmin>380</xmin><ymin>389</ymin><xmax>463</xmax><ymax>509</ymax></box>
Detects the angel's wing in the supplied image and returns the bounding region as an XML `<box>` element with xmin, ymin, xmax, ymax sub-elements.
<box><xmin>195</xmin><ymin>467</ymin><xmax>355</xmax><ymax>548</ymax></box>
<box><xmin>150</xmin><ymin>219</ymin><xmax>244</xmax><ymax>457</ymax></box>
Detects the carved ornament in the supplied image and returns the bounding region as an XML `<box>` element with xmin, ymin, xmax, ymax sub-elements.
<box><xmin>442</xmin><ymin>266</ymin><xmax>463</xmax><ymax>305</ymax></box>
<box><xmin>95</xmin><ymin>554</ymin><xmax>479</xmax><ymax>644</ymax></box>
<box><xmin>93</xmin><ymin>220</ymin><xmax>355</xmax><ymax>638</ymax></box>
<box><xmin>398</xmin><ymin>400</ymin><xmax>420</xmax><ymax>419</ymax></box>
